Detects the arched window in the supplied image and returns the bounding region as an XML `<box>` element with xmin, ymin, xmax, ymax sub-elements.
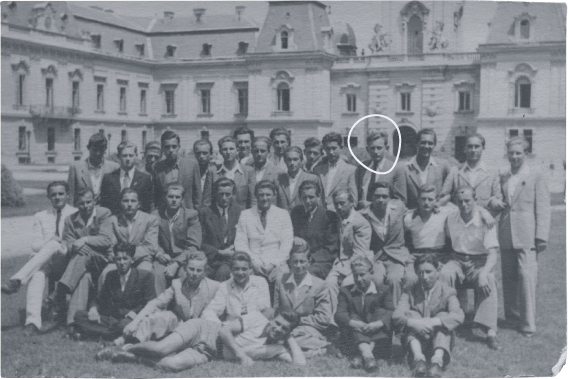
<box><xmin>520</xmin><ymin>19</ymin><xmax>530</xmax><ymax>39</ymax></box>
<box><xmin>407</xmin><ymin>15</ymin><xmax>423</xmax><ymax>54</ymax></box>
<box><xmin>281</xmin><ymin>31</ymin><xmax>289</xmax><ymax>49</ymax></box>
<box><xmin>277</xmin><ymin>82</ymin><xmax>290</xmax><ymax>111</ymax></box>
<box><xmin>515</xmin><ymin>76</ymin><xmax>531</xmax><ymax>108</ymax></box>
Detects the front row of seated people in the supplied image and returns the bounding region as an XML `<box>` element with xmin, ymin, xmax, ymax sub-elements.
<box><xmin>3</xmin><ymin>177</ymin><xmax>500</xmax><ymax>377</ymax></box>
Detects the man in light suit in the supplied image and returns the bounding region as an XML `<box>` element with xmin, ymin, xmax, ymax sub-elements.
<box><xmin>402</xmin><ymin>128</ymin><xmax>451</xmax><ymax>210</ymax></box>
<box><xmin>153</xmin><ymin>183</ymin><xmax>202</xmax><ymax>294</ymax></box>
<box><xmin>275</xmin><ymin>146</ymin><xmax>321</xmax><ymax>212</ymax></box>
<box><xmin>199</xmin><ymin>178</ymin><xmax>244</xmax><ymax>282</ymax></box>
<box><xmin>153</xmin><ymin>131</ymin><xmax>202</xmax><ymax>210</ymax></box>
<box><xmin>355</xmin><ymin>132</ymin><xmax>406</xmax><ymax>209</ymax></box>
<box><xmin>440</xmin><ymin>133</ymin><xmax>503</xmax><ymax>216</ymax></box>
<box><xmin>100</xmin><ymin>141</ymin><xmax>153</xmax><ymax>215</ymax></box>
<box><xmin>215</xmin><ymin>136</ymin><xmax>256</xmax><ymax>209</ymax></box>
<box><xmin>498</xmin><ymin>137</ymin><xmax>550</xmax><ymax>337</ymax></box>
<box><xmin>314</xmin><ymin>132</ymin><xmax>357</xmax><ymax>211</ymax></box>
<box><xmin>68</xmin><ymin>133</ymin><xmax>119</xmax><ymax>205</ymax></box>
<box><xmin>193</xmin><ymin>139</ymin><xmax>217</xmax><ymax>208</ymax></box>
<box><xmin>235</xmin><ymin>180</ymin><xmax>293</xmax><ymax>283</ymax></box>
<box><xmin>268</xmin><ymin>127</ymin><xmax>290</xmax><ymax>171</ymax></box>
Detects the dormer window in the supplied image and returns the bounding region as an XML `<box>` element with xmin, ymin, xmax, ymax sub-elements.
<box><xmin>135</xmin><ymin>44</ymin><xmax>145</xmax><ymax>56</ymax></box>
<box><xmin>201</xmin><ymin>43</ymin><xmax>212</xmax><ymax>57</ymax></box>
<box><xmin>237</xmin><ymin>42</ymin><xmax>249</xmax><ymax>55</ymax></box>
<box><xmin>91</xmin><ymin>35</ymin><xmax>101</xmax><ymax>49</ymax></box>
<box><xmin>281</xmin><ymin>31</ymin><xmax>289</xmax><ymax>49</ymax></box>
<box><xmin>114</xmin><ymin>39</ymin><xmax>124</xmax><ymax>53</ymax></box>
<box><xmin>166</xmin><ymin>45</ymin><xmax>177</xmax><ymax>58</ymax></box>
<box><xmin>520</xmin><ymin>19</ymin><xmax>530</xmax><ymax>39</ymax></box>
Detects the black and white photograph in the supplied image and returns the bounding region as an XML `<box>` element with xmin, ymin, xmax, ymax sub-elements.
<box><xmin>0</xmin><ymin>0</ymin><xmax>566</xmax><ymax>377</ymax></box>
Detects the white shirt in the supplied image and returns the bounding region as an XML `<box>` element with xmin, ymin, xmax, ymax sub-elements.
<box><xmin>446</xmin><ymin>208</ymin><xmax>499</xmax><ymax>255</ymax></box>
<box><xmin>87</xmin><ymin>159</ymin><xmax>104</xmax><ymax>197</ymax></box>
<box><xmin>404</xmin><ymin>205</ymin><xmax>454</xmax><ymax>250</ymax></box>
<box><xmin>31</xmin><ymin>204</ymin><xmax>77</xmax><ymax>252</ymax></box>
<box><xmin>351</xmin><ymin>281</ymin><xmax>377</xmax><ymax>308</ymax></box>
<box><xmin>288</xmin><ymin>171</ymin><xmax>301</xmax><ymax>199</ymax></box>
<box><xmin>120</xmin><ymin>167</ymin><xmax>136</xmax><ymax>190</ymax></box>
<box><xmin>120</xmin><ymin>268</ymin><xmax>132</xmax><ymax>292</ymax></box>
<box><xmin>462</xmin><ymin>162</ymin><xmax>487</xmax><ymax>186</ymax></box>
<box><xmin>362</xmin><ymin>206</ymin><xmax>390</xmax><ymax>241</ymax></box>
<box><xmin>200</xmin><ymin>171</ymin><xmax>207</xmax><ymax>192</ymax></box>
<box><xmin>507</xmin><ymin>164</ymin><xmax>530</xmax><ymax>205</ymax></box>
<box><xmin>286</xmin><ymin>272</ymin><xmax>313</xmax><ymax>298</ymax></box>
<box><xmin>326</xmin><ymin>161</ymin><xmax>340</xmax><ymax>196</ymax></box>
<box><xmin>218</xmin><ymin>162</ymin><xmax>242</xmax><ymax>181</ymax></box>
<box><xmin>255</xmin><ymin>162</ymin><xmax>269</xmax><ymax>183</ymax></box>
<box><xmin>84</xmin><ymin>207</ymin><xmax>97</xmax><ymax>229</ymax></box>
<box><xmin>411</xmin><ymin>157</ymin><xmax>436</xmax><ymax>186</ymax></box>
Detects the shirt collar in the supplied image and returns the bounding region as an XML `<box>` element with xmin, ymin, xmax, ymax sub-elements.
<box><xmin>462</xmin><ymin>162</ymin><xmax>487</xmax><ymax>173</ymax></box>
<box><xmin>85</xmin><ymin>207</ymin><xmax>97</xmax><ymax>226</ymax></box>
<box><xmin>120</xmin><ymin>167</ymin><xmax>136</xmax><ymax>178</ymax></box>
<box><xmin>255</xmin><ymin>161</ymin><xmax>269</xmax><ymax>172</ymax></box>
<box><xmin>217</xmin><ymin>205</ymin><xmax>228</xmax><ymax>216</ymax></box>
<box><xmin>120</xmin><ymin>268</ymin><xmax>132</xmax><ymax>282</ymax></box>
<box><xmin>510</xmin><ymin>163</ymin><xmax>530</xmax><ymax>177</ymax></box>
<box><xmin>218</xmin><ymin>162</ymin><xmax>243</xmax><ymax>175</ymax></box>
<box><xmin>286</xmin><ymin>272</ymin><xmax>313</xmax><ymax>289</ymax></box>
<box><xmin>168</xmin><ymin>157</ymin><xmax>179</xmax><ymax>169</ymax></box>
<box><xmin>352</xmin><ymin>281</ymin><xmax>377</xmax><ymax>295</ymax></box>
<box><xmin>408</xmin><ymin>156</ymin><xmax>437</xmax><ymax>170</ymax></box>
<box><xmin>87</xmin><ymin>158</ymin><xmax>103</xmax><ymax>170</ymax></box>
<box><xmin>257</xmin><ymin>206</ymin><xmax>271</xmax><ymax>216</ymax></box>
<box><xmin>166</xmin><ymin>208</ymin><xmax>180</xmax><ymax>222</ymax></box>
<box><xmin>457</xmin><ymin>208</ymin><xmax>482</xmax><ymax>228</ymax></box>
<box><xmin>341</xmin><ymin>208</ymin><xmax>356</xmax><ymax>225</ymax></box>
<box><xmin>230</xmin><ymin>277</ymin><xmax>253</xmax><ymax>291</ymax></box>
<box><xmin>329</xmin><ymin>159</ymin><xmax>340</xmax><ymax>169</ymax></box>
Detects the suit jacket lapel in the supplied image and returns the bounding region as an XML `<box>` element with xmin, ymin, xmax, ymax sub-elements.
<box><xmin>111</xmin><ymin>170</ymin><xmax>122</xmax><ymax>194</ymax></box>
<box><xmin>130</xmin><ymin>170</ymin><xmax>141</xmax><ymax>190</ymax></box>
<box><xmin>284</xmin><ymin>280</ymin><xmax>296</xmax><ymax>308</ymax></box>
<box><xmin>123</xmin><ymin>269</ymin><xmax>137</xmax><ymax>295</ymax></box>
<box><xmin>294</xmin><ymin>285</ymin><xmax>311</xmax><ymax>310</ymax></box>
<box><xmin>81</xmin><ymin>159</ymin><xmax>93</xmax><ymax>188</ymax></box>
<box><xmin>290</xmin><ymin>172</ymin><xmax>305</xmax><ymax>204</ymax></box>
<box><xmin>279</xmin><ymin>175</ymin><xmax>291</xmax><ymax>205</ymax></box>
<box><xmin>511</xmin><ymin>175</ymin><xmax>527</xmax><ymax>204</ymax></box>
<box><xmin>158</xmin><ymin>211</ymin><xmax>171</xmax><ymax>249</ymax></box>
<box><xmin>458</xmin><ymin>165</ymin><xmax>471</xmax><ymax>187</ymax></box>
<box><xmin>329</xmin><ymin>161</ymin><xmax>345</xmax><ymax>194</ymax></box>
<box><xmin>128</xmin><ymin>216</ymin><xmax>142</xmax><ymax>243</ymax></box>
<box><xmin>210</xmin><ymin>205</ymin><xmax>224</xmax><ymax>246</ymax></box>
<box><xmin>407</xmin><ymin>164</ymin><xmax>422</xmax><ymax>190</ymax></box>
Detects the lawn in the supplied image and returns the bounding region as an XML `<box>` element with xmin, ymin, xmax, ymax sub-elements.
<box><xmin>1</xmin><ymin>209</ymin><xmax>566</xmax><ymax>377</ymax></box>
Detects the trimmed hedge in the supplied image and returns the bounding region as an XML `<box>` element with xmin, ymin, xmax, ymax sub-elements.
<box><xmin>1</xmin><ymin>165</ymin><xmax>25</xmax><ymax>207</ymax></box>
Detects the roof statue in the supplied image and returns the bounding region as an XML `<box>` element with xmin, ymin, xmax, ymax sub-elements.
<box><xmin>368</xmin><ymin>23</ymin><xmax>392</xmax><ymax>53</ymax></box>
<box><xmin>428</xmin><ymin>21</ymin><xmax>448</xmax><ymax>51</ymax></box>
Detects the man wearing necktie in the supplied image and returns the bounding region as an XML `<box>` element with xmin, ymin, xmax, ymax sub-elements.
<box><xmin>1</xmin><ymin>181</ymin><xmax>77</xmax><ymax>334</ymax></box>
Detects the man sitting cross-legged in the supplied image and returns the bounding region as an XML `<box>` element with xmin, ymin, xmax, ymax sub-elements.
<box><xmin>72</xmin><ymin>244</ymin><xmax>155</xmax><ymax>341</ymax></box>
<box><xmin>393</xmin><ymin>253</ymin><xmax>465</xmax><ymax>378</ymax></box>
<box><xmin>95</xmin><ymin>251</ymin><xmax>219</xmax><ymax>358</ymax></box>
<box><xmin>101</xmin><ymin>309</ymin><xmax>305</xmax><ymax>371</ymax></box>
<box><xmin>1</xmin><ymin>181</ymin><xmax>77</xmax><ymax>334</ymax></box>
<box><xmin>335</xmin><ymin>256</ymin><xmax>394</xmax><ymax>373</ymax></box>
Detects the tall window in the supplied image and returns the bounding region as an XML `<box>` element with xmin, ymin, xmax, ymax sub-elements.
<box><xmin>407</xmin><ymin>15</ymin><xmax>423</xmax><ymax>54</ymax></box>
<box><xmin>520</xmin><ymin>20</ymin><xmax>530</xmax><ymax>39</ymax></box>
<box><xmin>281</xmin><ymin>31</ymin><xmax>289</xmax><ymax>49</ymax></box>
<box><xmin>515</xmin><ymin>77</ymin><xmax>531</xmax><ymax>108</ymax></box>
<box><xmin>165</xmin><ymin>90</ymin><xmax>175</xmax><ymax>115</ymax></box>
<box><xmin>142</xmin><ymin>130</ymin><xmax>147</xmax><ymax>147</ymax></box>
<box><xmin>91</xmin><ymin>35</ymin><xmax>101</xmax><ymax>49</ymax></box>
<box><xmin>277</xmin><ymin>83</ymin><xmax>290</xmax><ymax>111</ymax></box>
<box><xmin>200</xmin><ymin>89</ymin><xmax>211</xmax><ymax>114</ymax></box>
<box><xmin>47</xmin><ymin>126</ymin><xmax>55</xmax><ymax>151</ymax></box>
<box><xmin>114</xmin><ymin>39</ymin><xmax>124</xmax><ymax>53</ymax></box>
<box><xmin>458</xmin><ymin>91</ymin><xmax>471</xmax><ymax>111</ymax></box>
<box><xmin>136</xmin><ymin>44</ymin><xmax>145</xmax><ymax>56</ymax></box>
<box><xmin>201</xmin><ymin>130</ymin><xmax>210</xmax><ymax>140</ymax></box>
<box><xmin>96</xmin><ymin>84</ymin><xmax>104</xmax><ymax>111</ymax></box>
<box><xmin>72</xmin><ymin>81</ymin><xmax>80</xmax><ymax>109</ymax></box>
<box><xmin>16</xmin><ymin>74</ymin><xmax>25</xmax><ymax>106</ymax></box>
<box><xmin>119</xmin><ymin>87</ymin><xmax>127</xmax><ymax>112</ymax></box>
<box><xmin>18</xmin><ymin>126</ymin><xmax>26</xmax><ymax>151</ymax></box>
<box><xmin>346</xmin><ymin>94</ymin><xmax>357</xmax><ymax>112</ymax></box>
<box><xmin>121</xmin><ymin>130</ymin><xmax>127</xmax><ymax>142</ymax></box>
<box><xmin>400</xmin><ymin>92</ymin><xmax>411</xmax><ymax>111</ymax></box>
<box><xmin>166</xmin><ymin>45</ymin><xmax>176</xmax><ymax>57</ymax></box>
<box><xmin>238</xmin><ymin>88</ymin><xmax>248</xmax><ymax>115</ymax></box>
<box><xmin>74</xmin><ymin>128</ymin><xmax>81</xmax><ymax>151</ymax></box>
<box><xmin>140</xmin><ymin>89</ymin><xmax>147</xmax><ymax>114</ymax></box>
<box><xmin>45</xmin><ymin>78</ymin><xmax>53</xmax><ymax>107</ymax></box>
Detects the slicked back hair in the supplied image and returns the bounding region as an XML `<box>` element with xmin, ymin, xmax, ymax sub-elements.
<box><xmin>161</xmin><ymin>130</ymin><xmax>180</xmax><ymax>145</ymax></box>
<box><xmin>270</xmin><ymin>127</ymin><xmax>291</xmax><ymax>145</ymax></box>
<box><xmin>47</xmin><ymin>181</ymin><xmax>69</xmax><ymax>196</ymax></box>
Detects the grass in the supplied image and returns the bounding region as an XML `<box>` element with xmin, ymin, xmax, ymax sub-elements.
<box><xmin>1</xmin><ymin>209</ymin><xmax>566</xmax><ymax>377</ymax></box>
<box><xmin>1</xmin><ymin>194</ymin><xmax>48</xmax><ymax>219</ymax></box>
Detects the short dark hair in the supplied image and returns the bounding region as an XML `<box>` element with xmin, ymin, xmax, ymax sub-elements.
<box><xmin>254</xmin><ymin>180</ymin><xmax>277</xmax><ymax>196</ymax></box>
<box><xmin>350</xmin><ymin>256</ymin><xmax>373</xmax><ymax>272</ymax></box>
<box><xmin>416</xmin><ymin>128</ymin><xmax>437</xmax><ymax>145</ymax></box>
<box><xmin>75</xmin><ymin>187</ymin><xmax>95</xmax><ymax>202</ymax></box>
<box><xmin>120</xmin><ymin>188</ymin><xmax>139</xmax><ymax>201</ymax></box>
<box><xmin>165</xmin><ymin>182</ymin><xmax>186</xmax><ymax>198</ymax></box>
<box><xmin>213</xmin><ymin>177</ymin><xmax>236</xmax><ymax>195</ymax></box>
<box><xmin>193</xmin><ymin>139</ymin><xmax>213</xmax><ymax>154</ymax></box>
<box><xmin>419</xmin><ymin>184</ymin><xmax>437</xmax><ymax>196</ymax></box>
<box><xmin>370</xmin><ymin>181</ymin><xmax>393</xmax><ymax>198</ymax></box>
<box><xmin>270</xmin><ymin>127</ymin><xmax>291</xmax><ymax>145</ymax></box>
<box><xmin>231</xmin><ymin>251</ymin><xmax>252</xmax><ymax>269</ymax></box>
<box><xmin>466</xmin><ymin>133</ymin><xmax>486</xmax><ymax>149</ymax></box>
<box><xmin>161</xmin><ymin>130</ymin><xmax>180</xmax><ymax>145</ymax></box>
<box><xmin>46</xmin><ymin>181</ymin><xmax>69</xmax><ymax>196</ymax></box>
<box><xmin>413</xmin><ymin>252</ymin><xmax>441</xmax><ymax>272</ymax></box>
<box><xmin>322</xmin><ymin>132</ymin><xmax>343</xmax><ymax>148</ymax></box>
<box><xmin>185</xmin><ymin>251</ymin><xmax>208</xmax><ymax>266</ymax></box>
<box><xmin>218</xmin><ymin>136</ymin><xmax>237</xmax><ymax>149</ymax></box>
<box><xmin>366</xmin><ymin>131</ymin><xmax>389</xmax><ymax>147</ymax></box>
<box><xmin>303</xmin><ymin>137</ymin><xmax>322</xmax><ymax>150</ymax></box>
<box><xmin>114</xmin><ymin>243</ymin><xmax>136</xmax><ymax>257</ymax></box>
<box><xmin>284</xmin><ymin>146</ymin><xmax>304</xmax><ymax>162</ymax></box>
<box><xmin>298</xmin><ymin>180</ymin><xmax>321</xmax><ymax>197</ymax></box>
<box><xmin>144</xmin><ymin>141</ymin><xmax>161</xmax><ymax>153</ymax></box>
<box><xmin>253</xmin><ymin>136</ymin><xmax>272</xmax><ymax>151</ymax></box>
<box><xmin>233</xmin><ymin>126</ymin><xmax>255</xmax><ymax>141</ymax></box>
<box><xmin>87</xmin><ymin>133</ymin><xmax>108</xmax><ymax>150</ymax></box>
<box><xmin>117</xmin><ymin>141</ymin><xmax>138</xmax><ymax>155</ymax></box>
<box><xmin>454</xmin><ymin>185</ymin><xmax>476</xmax><ymax>200</ymax></box>
<box><xmin>275</xmin><ymin>308</ymin><xmax>300</xmax><ymax>332</ymax></box>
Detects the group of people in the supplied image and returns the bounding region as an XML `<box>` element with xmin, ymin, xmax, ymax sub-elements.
<box><xmin>2</xmin><ymin>125</ymin><xmax>550</xmax><ymax>377</ymax></box>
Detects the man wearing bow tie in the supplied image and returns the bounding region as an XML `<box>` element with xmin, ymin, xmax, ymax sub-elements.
<box><xmin>498</xmin><ymin>137</ymin><xmax>550</xmax><ymax>337</ymax></box>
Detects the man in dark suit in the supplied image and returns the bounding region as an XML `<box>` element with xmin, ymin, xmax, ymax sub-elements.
<box><xmin>143</xmin><ymin>141</ymin><xmax>162</xmax><ymax>175</ymax></box>
<box><xmin>152</xmin><ymin>183</ymin><xmax>202</xmax><ymax>294</ymax></box>
<box><xmin>72</xmin><ymin>243</ymin><xmax>155</xmax><ymax>341</ymax></box>
<box><xmin>68</xmin><ymin>133</ymin><xmax>119</xmax><ymax>205</ymax></box>
<box><xmin>355</xmin><ymin>132</ymin><xmax>406</xmax><ymax>209</ymax></box>
<box><xmin>100</xmin><ymin>141</ymin><xmax>153</xmax><ymax>215</ymax></box>
<box><xmin>233</xmin><ymin>125</ymin><xmax>255</xmax><ymax>166</ymax></box>
<box><xmin>199</xmin><ymin>177</ymin><xmax>244</xmax><ymax>281</ymax></box>
<box><xmin>402</xmin><ymin>129</ymin><xmax>451</xmax><ymax>210</ymax></box>
<box><xmin>290</xmin><ymin>180</ymin><xmax>339</xmax><ymax>280</ymax></box>
<box><xmin>193</xmin><ymin>139</ymin><xmax>217</xmax><ymax>208</ymax></box>
<box><xmin>153</xmin><ymin>131</ymin><xmax>202</xmax><ymax>210</ymax></box>
<box><xmin>215</xmin><ymin>136</ymin><xmax>256</xmax><ymax>209</ymax></box>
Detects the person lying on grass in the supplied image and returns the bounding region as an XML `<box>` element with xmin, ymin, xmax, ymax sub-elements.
<box><xmin>96</xmin><ymin>309</ymin><xmax>305</xmax><ymax>371</ymax></box>
<box><xmin>392</xmin><ymin>253</ymin><xmax>465</xmax><ymax>378</ymax></box>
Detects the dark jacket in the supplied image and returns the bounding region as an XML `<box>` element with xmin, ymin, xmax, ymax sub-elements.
<box><xmin>100</xmin><ymin>168</ymin><xmax>153</xmax><ymax>215</ymax></box>
<box><xmin>152</xmin><ymin>207</ymin><xmax>202</xmax><ymax>263</ymax></box>
<box><xmin>290</xmin><ymin>205</ymin><xmax>339</xmax><ymax>265</ymax></box>
<box><xmin>153</xmin><ymin>157</ymin><xmax>202</xmax><ymax>210</ymax></box>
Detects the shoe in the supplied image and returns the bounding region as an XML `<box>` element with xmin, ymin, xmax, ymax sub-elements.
<box><xmin>427</xmin><ymin>362</ymin><xmax>442</xmax><ymax>378</ymax></box>
<box><xmin>66</xmin><ymin>325</ymin><xmax>76</xmax><ymax>336</ymax></box>
<box><xmin>349</xmin><ymin>355</ymin><xmax>363</xmax><ymax>369</ymax></box>
<box><xmin>111</xmin><ymin>350</ymin><xmax>139</xmax><ymax>364</ymax></box>
<box><xmin>39</xmin><ymin>320</ymin><xmax>62</xmax><ymax>334</ymax></box>
<box><xmin>521</xmin><ymin>331</ymin><xmax>534</xmax><ymax>338</ymax></box>
<box><xmin>1</xmin><ymin>279</ymin><xmax>21</xmax><ymax>295</ymax></box>
<box><xmin>363</xmin><ymin>356</ymin><xmax>379</xmax><ymax>373</ymax></box>
<box><xmin>486</xmin><ymin>335</ymin><xmax>501</xmax><ymax>350</ymax></box>
<box><xmin>413</xmin><ymin>360</ymin><xmax>428</xmax><ymax>378</ymax></box>
<box><xmin>96</xmin><ymin>347</ymin><xmax>117</xmax><ymax>361</ymax></box>
<box><xmin>23</xmin><ymin>324</ymin><xmax>40</xmax><ymax>336</ymax></box>
<box><xmin>72</xmin><ymin>332</ymin><xmax>83</xmax><ymax>341</ymax></box>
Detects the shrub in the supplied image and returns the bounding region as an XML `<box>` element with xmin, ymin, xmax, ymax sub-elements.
<box><xmin>1</xmin><ymin>165</ymin><xmax>25</xmax><ymax>207</ymax></box>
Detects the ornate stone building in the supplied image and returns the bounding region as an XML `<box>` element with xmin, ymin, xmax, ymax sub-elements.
<box><xmin>1</xmin><ymin>1</ymin><xmax>565</xmax><ymax>169</ymax></box>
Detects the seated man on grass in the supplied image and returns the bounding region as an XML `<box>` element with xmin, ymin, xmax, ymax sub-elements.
<box><xmin>71</xmin><ymin>243</ymin><xmax>155</xmax><ymax>341</ymax></box>
<box><xmin>335</xmin><ymin>257</ymin><xmax>394</xmax><ymax>373</ymax></box>
<box><xmin>101</xmin><ymin>309</ymin><xmax>305</xmax><ymax>371</ymax></box>
<box><xmin>393</xmin><ymin>253</ymin><xmax>464</xmax><ymax>378</ymax></box>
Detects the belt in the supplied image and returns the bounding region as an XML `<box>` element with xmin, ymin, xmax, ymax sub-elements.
<box><xmin>452</xmin><ymin>251</ymin><xmax>487</xmax><ymax>260</ymax></box>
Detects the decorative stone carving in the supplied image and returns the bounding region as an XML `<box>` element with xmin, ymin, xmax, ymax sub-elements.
<box><xmin>400</xmin><ymin>1</ymin><xmax>430</xmax><ymax>32</ymax></box>
<box><xmin>368</xmin><ymin>24</ymin><xmax>392</xmax><ymax>53</ymax></box>
<box><xmin>428</xmin><ymin>22</ymin><xmax>449</xmax><ymax>51</ymax></box>
<box><xmin>425</xmin><ymin>101</ymin><xmax>439</xmax><ymax>117</ymax></box>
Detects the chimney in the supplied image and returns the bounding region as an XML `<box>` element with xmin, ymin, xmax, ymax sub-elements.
<box><xmin>235</xmin><ymin>6</ymin><xmax>245</xmax><ymax>21</ymax></box>
<box><xmin>164</xmin><ymin>11</ymin><xmax>174</xmax><ymax>20</ymax></box>
<box><xmin>193</xmin><ymin>8</ymin><xmax>205</xmax><ymax>23</ymax></box>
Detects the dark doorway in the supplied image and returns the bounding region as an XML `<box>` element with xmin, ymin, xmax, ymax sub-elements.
<box><xmin>393</xmin><ymin>126</ymin><xmax>417</xmax><ymax>160</ymax></box>
<box><xmin>455</xmin><ymin>136</ymin><xmax>467</xmax><ymax>163</ymax></box>
<box><xmin>407</xmin><ymin>15</ymin><xmax>423</xmax><ymax>54</ymax></box>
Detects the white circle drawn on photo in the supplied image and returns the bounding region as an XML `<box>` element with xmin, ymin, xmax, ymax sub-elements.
<box><xmin>347</xmin><ymin>114</ymin><xmax>402</xmax><ymax>175</ymax></box>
